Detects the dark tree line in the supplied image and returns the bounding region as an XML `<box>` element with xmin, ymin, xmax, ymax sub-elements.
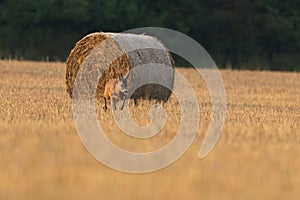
<box><xmin>0</xmin><ymin>0</ymin><xmax>300</xmax><ymax>71</ymax></box>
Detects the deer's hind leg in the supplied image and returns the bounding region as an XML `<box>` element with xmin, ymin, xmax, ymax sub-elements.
<box><xmin>103</xmin><ymin>97</ymin><xmax>108</xmax><ymax>110</ymax></box>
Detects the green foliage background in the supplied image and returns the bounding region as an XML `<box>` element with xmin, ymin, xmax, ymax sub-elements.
<box><xmin>0</xmin><ymin>0</ymin><xmax>299</xmax><ymax>70</ymax></box>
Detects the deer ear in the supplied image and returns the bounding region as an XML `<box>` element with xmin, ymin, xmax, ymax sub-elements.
<box><xmin>124</xmin><ymin>70</ymin><xmax>130</xmax><ymax>80</ymax></box>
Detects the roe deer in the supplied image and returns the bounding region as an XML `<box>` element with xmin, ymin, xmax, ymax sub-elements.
<box><xmin>103</xmin><ymin>71</ymin><xmax>130</xmax><ymax>110</ymax></box>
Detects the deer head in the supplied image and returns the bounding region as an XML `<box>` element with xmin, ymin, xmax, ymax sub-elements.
<box><xmin>117</xmin><ymin>69</ymin><xmax>130</xmax><ymax>95</ymax></box>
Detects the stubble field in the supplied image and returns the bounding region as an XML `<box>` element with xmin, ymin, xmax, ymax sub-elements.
<box><xmin>0</xmin><ymin>60</ymin><xmax>299</xmax><ymax>200</ymax></box>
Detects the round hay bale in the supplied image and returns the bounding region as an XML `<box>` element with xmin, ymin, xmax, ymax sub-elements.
<box><xmin>66</xmin><ymin>32</ymin><xmax>175</xmax><ymax>101</ymax></box>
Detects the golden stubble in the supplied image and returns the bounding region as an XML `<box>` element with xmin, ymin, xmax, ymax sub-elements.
<box><xmin>0</xmin><ymin>60</ymin><xmax>299</xmax><ymax>200</ymax></box>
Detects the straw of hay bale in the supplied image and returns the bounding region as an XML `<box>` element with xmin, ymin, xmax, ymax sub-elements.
<box><xmin>66</xmin><ymin>32</ymin><xmax>174</xmax><ymax>101</ymax></box>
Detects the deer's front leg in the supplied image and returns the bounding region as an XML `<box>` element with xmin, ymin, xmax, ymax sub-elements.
<box><xmin>112</xmin><ymin>97</ymin><xmax>117</xmax><ymax>110</ymax></box>
<box><xmin>120</xmin><ymin>96</ymin><xmax>126</xmax><ymax>110</ymax></box>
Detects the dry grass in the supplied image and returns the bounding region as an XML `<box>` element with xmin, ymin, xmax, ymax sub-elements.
<box><xmin>0</xmin><ymin>60</ymin><xmax>299</xmax><ymax>200</ymax></box>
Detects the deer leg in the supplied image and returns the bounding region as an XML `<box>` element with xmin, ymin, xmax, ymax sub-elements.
<box><xmin>120</xmin><ymin>96</ymin><xmax>126</xmax><ymax>110</ymax></box>
<box><xmin>103</xmin><ymin>97</ymin><xmax>107</xmax><ymax>110</ymax></box>
<box><xmin>112</xmin><ymin>97</ymin><xmax>117</xmax><ymax>110</ymax></box>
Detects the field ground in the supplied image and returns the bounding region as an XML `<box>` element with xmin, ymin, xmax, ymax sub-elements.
<box><xmin>0</xmin><ymin>60</ymin><xmax>299</xmax><ymax>200</ymax></box>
